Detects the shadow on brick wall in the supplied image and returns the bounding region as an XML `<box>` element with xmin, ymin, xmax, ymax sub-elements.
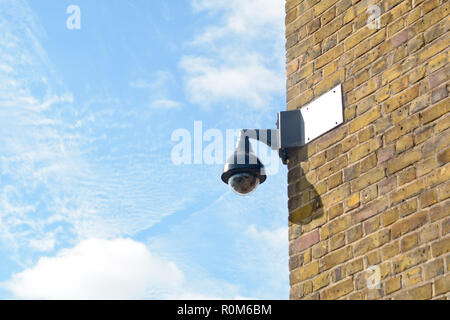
<box><xmin>287</xmin><ymin>143</ymin><xmax>324</xmax><ymax>232</ymax></box>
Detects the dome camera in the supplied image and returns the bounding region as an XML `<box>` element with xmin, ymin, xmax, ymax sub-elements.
<box><xmin>221</xmin><ymin>133</ymin><xmax>266</xmax><ymax>196</ymax></box>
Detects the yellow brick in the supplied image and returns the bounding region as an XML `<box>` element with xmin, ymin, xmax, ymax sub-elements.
<box><xmin>382</xmin><ymin>241</ymin><xmax>400</xmax><ymax>260</ymax></box>
<box><xmin>428</xmin><ymin>164</ymin><xmax>450</xmax><ymax>187</ymax></box>
<box><xmin>423</xmin><ymin>259</ymin><xmax>444</xmax><ymax>280</ymax></box>
<box><xmin>314</xmin><ymin>0</ymin><xmax>338</xmax><ymax>16</ymax></box>
<box><xmin>345</xmin><ymin>25</ymin><xmax>377</xmax><ymax>50</ymax></box>
<box><xmin>312</xmin><ymin>241</ymin><xmax>328</xmax><ymax>259</ymax></box>
<box><xmin>317</xmin><ymin>155</ymin><xmax>348</xmax><ymax>180</ymax></box>
<box><xmin>323</xmin><ymin>60</ymin><xmax>339</xmax><ymax>77</ymax></box>
<box><xmin>346</xmin><ymin>258</ymin><xmax>364</xmax><ymax>276</ymax></box>
<box><xmin>431</xmin><ymin>237</ymin><xmax>450</xmax><ymax>257</ymax></box>
<box><xmin>348</xmin><ymin>78</ymin><xmax>378</xmax><ymax>105</ymax></box>
<box><xmin>386</xmin><ymin>149</ymin><xmax>421</xmax><ymax>175</ymax></box>
<box><xmin>290</xmin><ymin>261</ymin><xmax>320</xmax><ymax>285</ymax></box>
<box><xmin>385</xmin><ymin>114</ymin><xmax>420</xmax><ymax>143</ymax></box>
<box><xmin>393</xmin><ymin>283</ymin><xmax>432</xmax><ymax>300</ymax></box>
<box><xmin>328</xmin><ymin>172</ymin><xmax>343</xmax><ymax>190</ymax></box>
<box><xmin>427</xmin><ymin>52</ymin><xmax>447</xmax><ymax>74</ymax></box>
<box><xmin>316</xmin><ymin>45</ymin><xmax>343</xmax><ymax>69</ymax></box>
<box><xmin>391</xmin><ymin>210</ymin><xmax>428</xmax><ymax>239</ymax></box>
<box><xmin>321</xmin><ymin>278</ymin><xmax>354</xmax><ymax>300</ymax></box>
<box><xmin>402</xmin><ymin>267</ymin><xmax>423</xmax><ymax>288</ymax></box>
<box><xmin>321</xmin><ymin>246</ymin><xmax>353</xmax><ymax>271</ymax></box>
<box><xmin>381</xmin><ymin>64</ymin><xmax>402</xmax><ymax>85</ymax></box>
<box><xmin>315</xmin><ymin>69</ymin><xmax>345</xmax><ymax>97</ymax></box>
<box><xmin>314</xmin><ymin>17</ymin><xmax>343</xmax><ymax>44</ymax></box>
<box><xmin>360</xmin><ymin>153</ymin><xmax>377</xmax><ymax>173</ymax></box>
<box><xmin>421</xmin><ymin>98</ymin><xmax>450</xmax><ymax>125</ymax></box>
<box><xmin>287</xmin><ymin>59</ymin><xmax>299</xmax><ymax>76</ymax></box>
<box><xmin>395</xmin><ymin>135</ymin><xmax>414</xmax><ymax>154</ymax></box>
<box><xmin>346</xmin><ymin>193</ymin><xmax>360</xmax><ymax>211</ymax></box>
<box><xmin>401</xmin><ymin>233</ymin><xmax>419</xmax><ymax>252</ymax></box>
<box><xmin>385</xmin><ymin>276</ymin><xmax>402</xmax><ymax>295</ymax></box>
<box><xmin>354</xmin><ymin>229</ymin><xmax>390</xmax><ymax>257</ymax></box>
<box><xmin>287</xmin><ymin>89</ymin><xmax>314</xmax><ymax>110</ymax></box>
<box><xmin>322</xmin><ymin>183</ymin><xmax>350</xmax><ymax>208</ymax></box>
<box><xmin>418</xmin><ymin>34</ymin><xmax>450</xmax><ymax>63</ymax></box>
<box><xmin>316</xmin><ymin>125</ymin><xmax>348</xmax><ymax>151</ymax></box>
<box><xmin>349</xmin><ymin>138</ymin><xmax>381</xmax><ymax>163</ymax></box>
<box><xmin>398</xmin><ymin>167</ymin><xmax>416</xmax><ymax>186</ymax></box>
<box><xmin>392</xmin><ymin>184</ymin><xmax>425</xmax><ymax>209</ymax></box>
<box><xmin>419</xmin><ymin>189</ymin><xmax>438</xmax><ymax>208</ymax></box>
<box><xmin>382</xmin><ymin>208</ymin><xmax>399</xmax><ymax>227</ymax></box>
<box><xmin>434</xmin><ymin>274</ymin><xmax>450</xmax><ymax>296</ymax></box>
<box><xmin>392</xmin><ymin>246</ymin><xmax>429</xmax><ymax>274</ymax></box>
<box><xmin>329</xmin><ymin>216</ymin><xmax>351</xmax><ymax>237</ymax></box>
<box><xmin>347</xmin><ymin>224</ymin><xmax>363</xmax><ymax>243</ymax></box>
<box><xmin>351</xmin><ymin>166</ymin><xmax>385</xmax><ymax>193</ymax></box>
<box><xmin>383</xmin><ymin>85</ymin><xmax>420</xmax><ymax>113</ymax></box>
<box><xmin>313</xmin><ymin>271</ymin><xmax>330</xmax><ymax>291</ymax></box>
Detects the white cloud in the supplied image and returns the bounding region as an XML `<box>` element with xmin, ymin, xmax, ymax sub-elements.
<box><xmin>192</xmin><ymin>0</ymin><xmax>284</xmax><ymax>40</ymax></box>
<box><xmin>180</xmin><ymin>55</ymin><xmax>284</xmax><ymax>108</ymax></box>
<box><xmin>3</xmin><ymin>239</ymin><xmax>184</xmax><ymax>299</ymax></box>
<box><xmin>181</xmin><ymin>0</ymin><xmax>285</xmax><ymax>109</ymax></box>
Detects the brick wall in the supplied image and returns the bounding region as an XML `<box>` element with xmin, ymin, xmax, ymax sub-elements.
<box><xmin>285</xmin><ymin>0</ymin><xmax>449</xmax><ymax>299</ymax></box>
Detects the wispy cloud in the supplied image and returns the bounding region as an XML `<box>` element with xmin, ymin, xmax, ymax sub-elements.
<box><xmin>180</xmin><ymin>0</ymin><xmax>285</xmax><ymax>109</ymax></box>
<box><xmin>130</xmin><ymin>70</ymin><xmax>182</xmax><ymax>109</ymax></box>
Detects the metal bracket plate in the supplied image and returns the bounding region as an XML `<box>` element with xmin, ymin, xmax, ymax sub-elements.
<box><xmin>300</xmin><ymin>84</ymin><xmax>344</xmax><ymax>143</ymax></box>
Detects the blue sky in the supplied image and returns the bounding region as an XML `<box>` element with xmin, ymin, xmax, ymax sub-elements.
<box><xmin>0</xmin><ymin>0</ymin><xmax>288</xmax><ymax>299</ymax></box>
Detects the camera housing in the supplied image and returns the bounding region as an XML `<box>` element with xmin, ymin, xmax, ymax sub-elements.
<box><xmin>221</xmin><ymin>134</ymin><xmax>266</xmax><ymax>196</ymax></box>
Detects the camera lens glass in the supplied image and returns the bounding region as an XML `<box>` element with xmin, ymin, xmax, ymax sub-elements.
<box><xmin>228</xmin><ymin>172</ymin><xmax>259</xmax><ymax>195</ymax></box>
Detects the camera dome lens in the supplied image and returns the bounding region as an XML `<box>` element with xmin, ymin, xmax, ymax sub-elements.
<box><xmin>228</xmin><ymin>172</ymin><xmax>260</xmax><ymax>195</ymax></box>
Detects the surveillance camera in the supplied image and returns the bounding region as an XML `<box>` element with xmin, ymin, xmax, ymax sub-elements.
<box><xmin>228</xmin><ymin>172</ymin><xmax>260</xmax><ymax>195</ymax></box>
<box><xmin>221</xmin><ymin>134</ymin><xmax>266</xmax><ymax>196</ymax></box>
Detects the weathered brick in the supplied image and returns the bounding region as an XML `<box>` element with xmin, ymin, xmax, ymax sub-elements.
<box><xmin>431</xmin><ymin>237</ymin><xmax>450</xmax><ymax>257</ymax></box>
<box><xmin>347</xmin><ymin>224</ymin><xmax>363</xmax><ymax>243</ymax></box>
<box><xmin>349</xmin><ymin>107</ymin><xmax>381</xmax><ymax>133</ymax></box>
<box><xmin>382</xmin><ymin>241</ymin><xmax>400</xmax><ymax>260</ymax></box>
<box><xmin>290</xmin><ymin>229</ymin><xmax>321</xmax><ymax>255</ymax></box>
<box><xmin>402</xmin><ymin>267</ymin><xmax>423</xmax><ymax>288</ymax></box>
<box><xmin>321</xmin><ymin>278</ymin><xmax>354</xmax><ymax>300</ymax></box>
<box><xmin>318</xmin><ymin>155</ymin><xmax>348</xmax><ymax>180</ymax></box>
<box><xmin>390</xmin><ymin>179</ymin><xmax>426</xmax><ymax>204</ymax></box>
<box><xmin>391</xmin><ymin>210</ymin><xmax>429</xmax><ymax>239</ymax></box>
<box><xmin>401</xmin><ymin>233</ymin><xmax>419</xmax><ymax>252</ymax></box>
<box><xmin>290</xmin><ymin>261</ymin><xmax>320</xmax><ymax>285</ymax></box>
<box><xmin>385</xmin><ymin>114</ymin><xmax>420</xmax><ymax>144</ymax></box>
<box><xmin>419</xmin><ymin>189</ymin><xmax>438</xmax><ymax>208</ymax></box>
<box><xmin>351</xmin><ymin>166</ymin><xmax>385</xmax><ymax>193</ymax></box>
<box><xmin>386</xmin><ymin>150</ymin><xmax>422</xmax><ymax>175</ymax></box>
<box><xmin>382</xmin><ymin>207</ymin><xmax>400</xmax><ymax>227</ymax></box>
<box><xmin>423</xmin><ymin>258</ymin><xmax>444</xmax><ymax>280</ymax></box>
<box><xmin>346</xmin><ymin>258</ymin><xmax>364</xmax><ymax>276</ymax></box>
<box><xmin>421</xmin><ymin>98</ymin><xmax>450</xmax><ymax>125</ymax></box>
<box><xmin>349</xmin><ymin>138</ymin><xmax>381</xmax><ymax>163</ymax></box>
<box><xmin>385</xmin><ymin>276</ymin><xmax>402</xmax><ymax>295</ymax></box>
<box><xmin>398</xmin><ymin>167</ymin><xmax>417</xmax><ymax>186</ymax></box>
<box><xmin>353</xmin><ymin>229</ymin><xmax>390</xmax><ymax>256</ymax></box>
<box><xmin>392</xmin><ymin>246</ymin><xmax>429</xmax><ymax>274</ymax></box>
<box><xmin>383</xmin><ymin>85</ymin><xmax>420</xmax><ymax>113</ymax></box>
<box><xmin>321</xmin><ymin>246</ymin><xmax>353</xmax><ymax>271</ymax></box>
<box><xmin>434</xmin><ymin>274</ymin><xmax>450</xmax><ymax>296</ymax></box>
<box><xmin>313</xmin><ymin>271</ymin><xmax>330</xmax><ymax>291</ymax></box>
<box><xmin>393</xmin><ymin>283</ymin><xmax>432</xmax><ymax>300</ymax></box>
